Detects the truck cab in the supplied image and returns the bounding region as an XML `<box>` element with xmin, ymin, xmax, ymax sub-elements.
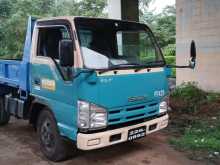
<box><xmin>0</xmin><ymin>16</ymin><xmax>188</xmax><ymax>161</ymax></box>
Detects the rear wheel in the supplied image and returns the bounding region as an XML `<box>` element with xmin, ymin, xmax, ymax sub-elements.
<box><xmin>37</xmin><ymin>109</ymin><xmax>74</xmax><ymax>162</ymax></box>
<box><xmin>0</xmin><ymin>96</ymin><xmax>10</xmax><ymax>126</ymax></box>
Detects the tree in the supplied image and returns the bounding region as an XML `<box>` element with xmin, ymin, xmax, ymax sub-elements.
<box><xmin>154</xmin><ymin>5</ymin><xmax>176</xmax><ymax>47</ymax></box>
<box><xmin>139</xmin><ymin>0</ymin><xmax>156</xmax><ymax>25</ymax></box>
<box><xmin>0</xmin><ymin>0</ymin><xmax>12</xmax><ymax>19</ymax></box>
<box><xmin>140</xmin><ymin>4</ymin><xmax>176</xmax><ymax>48</ymax></box>
<box><xmin>72</xmin><ymin>0</ymin><xmax>107</xmax><ymax>17</ymax></box>
<box><xmin>0</xmin><ymin>0</ymin><xmax>107</xmax><ymax>58</ymax></box>
<box><xmin>0</xmin><ymin>0</ymin><xmax>175</xmax><ymax>58</ymax></box>
<box><xmin>139</xmin><ymin>0</ymin><xmax>154</xmax><ymax>12</ymax></box>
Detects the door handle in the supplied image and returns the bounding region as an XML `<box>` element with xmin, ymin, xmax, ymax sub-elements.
<box><xmin>34</xmin><ymin>78</ymin><xmax>40</xmax><ymax>86</ymax></box>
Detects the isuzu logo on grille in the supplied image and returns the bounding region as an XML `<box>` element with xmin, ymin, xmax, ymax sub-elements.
<box><xmin>128</xmin><ymin>96</ymin><xmax>146</xmax><ymax>102</ymax></box>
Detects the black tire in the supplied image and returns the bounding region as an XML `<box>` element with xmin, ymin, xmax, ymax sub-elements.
<box><xmin>37</xmin><ymin>109</ymin><xmax>72</xmax><ymax>162</ymax></box>
<box><xmin>0</xmin><ymin>96</ymin><xmax>10</xmax><ymax>126</ymax></box>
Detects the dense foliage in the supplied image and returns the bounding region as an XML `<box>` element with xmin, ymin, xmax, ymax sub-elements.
<box><xmin>0</xmin><ymin>0</ymin><xmax>176</xmax><ymax>60</ymax></box>
<box><xmin>140</xmin><ymin>4</ymin><xmax>176</xmax><ymax>55</ymax></box>
<box><xmin>0</xmin><ymin>0</ymin><xmax>106</xmax><ymax>59</ymax></box>
<box><xmin>141</xmin><ymin>4</ymin><xmax>176</xmax><ymax>77</ymax></box>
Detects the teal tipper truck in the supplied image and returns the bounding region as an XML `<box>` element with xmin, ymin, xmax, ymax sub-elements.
<box><xmin>0</xmin><ymin>16</ymin><xmax>197</xmax><ymax>161</ymax></box>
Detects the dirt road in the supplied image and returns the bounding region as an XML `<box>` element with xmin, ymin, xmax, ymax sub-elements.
<box><xmin>0</xmin><ymin>118</ymin><xmax>204</xmax><ymax>165</ymax></box>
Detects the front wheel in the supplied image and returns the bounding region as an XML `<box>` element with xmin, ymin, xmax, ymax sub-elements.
<box><xmin>37</xmin><ymin>109</ymin><xmax>73</xmax><ymax>162</ymax></box>
<box><xmin>0</xmin><ymin>96</ymin><xmax>10</xmax><ymax>126</ymax></box>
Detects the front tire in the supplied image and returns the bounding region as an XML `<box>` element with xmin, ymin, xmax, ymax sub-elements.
<box><xmin>37</xmin><ymin>109</ymin><xmax>71</xmax><ymax>162</ymax></box>
<box><xmin>0</xmin><ymin>96</ymin><xmax>10</xmax><ymax>126</ymax></box>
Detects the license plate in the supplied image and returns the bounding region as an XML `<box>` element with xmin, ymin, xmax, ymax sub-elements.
<box><xmin>128</xmin><ymin>126</ymin><xmax>146</xmax><ymax>141</ymax></box>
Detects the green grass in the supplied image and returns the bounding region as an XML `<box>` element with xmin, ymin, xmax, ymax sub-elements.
<box><xmin>170</xmin><ymin>120</ymin><xmax>220</xmax><ymax>152</ymax></box>
<box><xmin>169</xmin><ymin>83</ymin><xmax>220</xmax><ymax>161</ymax></box>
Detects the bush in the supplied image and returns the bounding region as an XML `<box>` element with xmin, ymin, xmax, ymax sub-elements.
<box><xmin>170</xmin><ymin>82</ymin><xmax>207</xmax><ymax>113</ymax></box>
<box><xmin>171</xmin><ymin>69</ymin><xmax>176</xmax><ymax>78</ymax></box>
<box><xmin>163</xmin><ymin>44</ymin><xmax>176</xmax><ymax>56</ymax></box>
<box><xmin>169</xmin><ymin>83</ymin><xmax>220</xmax><ymax>162</ymax></box>
<box><xmin>165</xmin><ymin>56</ymin><xmax>175</xmax><ymax>65</ymax></box>
<box><xmin>165</xmin><ymin>56</ymin><xmax>176</xmax><ymax>77</ymax></box>
<box><xmin>206</xmin><ymin>92</ymin><xmax>220</xmax><ymax>103</ymax></box>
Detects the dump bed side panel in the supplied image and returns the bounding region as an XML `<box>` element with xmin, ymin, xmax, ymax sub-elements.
<box><xmin>0</xmin><ymin>17</ymin><xmax>36</xmax><ymax>95</ymax></box>
<box><xmin>0</xmin><ymin>60</ymin><xmax>21</xmax><ymax>88</ymax></box>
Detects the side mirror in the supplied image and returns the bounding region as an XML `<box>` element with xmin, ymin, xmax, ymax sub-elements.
<box><xmin>189</xmin><ymin>40</ymin><xmax>196</xmax><ymax>68</ymax></box>
<box><xmin>59</xmin><ymin>39</ymin><xmax>74</xmax><ymax>67</ymax></box>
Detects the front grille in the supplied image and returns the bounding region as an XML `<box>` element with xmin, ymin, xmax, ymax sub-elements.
<box><xmin>108</xmin><ymin>101</ymin><xmax>159</xmax><ymax>125</ymax></box>
<box><xmin>126</xmin><ymin>113</ymin><xmax>145</xmax><ymax>119</ymax></box>
<box><xmin>127</xmin><ymin>105</ymin><xmax>145</xmax><ymax>111</ymax></box>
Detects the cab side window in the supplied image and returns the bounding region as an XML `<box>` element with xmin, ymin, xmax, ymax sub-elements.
<box><xmin>37</xmin><ymin>26</ymin><xmax>71</xmax><ymax>60</ymax></box>
<box><xmin>37</xmin><ymin>25</ymin><xmax>73</xmax><ymax>81</ymax></box>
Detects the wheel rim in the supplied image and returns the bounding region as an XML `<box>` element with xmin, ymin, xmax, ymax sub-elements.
<box><xmin>40</xmin><ymin>119</ymin><xmax>55</xmax><ymax>151</ymax></box>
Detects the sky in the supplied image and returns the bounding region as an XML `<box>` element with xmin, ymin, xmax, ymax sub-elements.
<box><xmin>149</xmin><ymin>0</ymin><xmax>176</xmax><ymax>14</ymax></box>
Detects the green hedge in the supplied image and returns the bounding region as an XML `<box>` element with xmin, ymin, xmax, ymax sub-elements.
<box><xmin>165</xmin><ymin>56</ymin><xmax>176</xmax><ymax>78</ymax></box>
<box><xmin>163</xmin><ymin>44</ymin><xmax>176</xmax><ymax>56</ymax></box>
<box><xmin>165</xmin><ymin>56</ymin><xmax>175</xmax><ymax>65</ymax></box>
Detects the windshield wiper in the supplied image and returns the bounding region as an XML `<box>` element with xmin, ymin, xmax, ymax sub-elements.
<box><xmin>145</xmin><ymin>60</ymin><xmax>165</xmax><ymax>65</ymax></box>
<box><xmin>113</xmin><ymin>62</ymin><xmax>141</xmax><ymax>67</ymax></box>
<box><xmin>134</xmin><ymin>60</ymin><xmax>165</xmax><ymax>72</ymax></box>
<box><xmin>98</xmin><ymin>63</ymin><xmax>142</xmax><ymax>74</ymax></box>
<box><xmin>98</xmin><ymin>66</ymin><xmax>126</xmax><ymax>74</ymax></box>
<box><xmin>98</xmin><ymin>61</ymin><xmax>165</xmax><ymax>74</ymax></box>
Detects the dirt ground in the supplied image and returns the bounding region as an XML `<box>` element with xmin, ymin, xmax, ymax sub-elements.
<box><xmin>0</xmin><ymin>118</ymin><xmax>204</xmax><ymax>165</ymax></box>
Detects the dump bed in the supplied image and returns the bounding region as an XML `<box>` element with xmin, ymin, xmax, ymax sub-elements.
<box><xmin>0</xmin><ymin>17</ymin><xmax>36</xmax><ymax>94</ymax></box>
<box><xmin>0</xmin><ymin>60</ymin><xmax>21</xmax><ymax>87</ymax></box>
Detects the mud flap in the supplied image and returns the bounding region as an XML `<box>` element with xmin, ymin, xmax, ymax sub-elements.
<box><xmin>0</xmin><ymin>97</ymin><xmax>10</xmax><ymax>126</ymax></box>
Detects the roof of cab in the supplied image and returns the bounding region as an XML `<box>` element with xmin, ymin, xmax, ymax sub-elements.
<box><xmin>37</xmin><ymin>16</ymin><xmax>75</xmax><ymax>22</ymax></box>
<box><xmin>36</xmin><ymin>16</ymin><xmax>142</xmax><ymax>25</ymax></box>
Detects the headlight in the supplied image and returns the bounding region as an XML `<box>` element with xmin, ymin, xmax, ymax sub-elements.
<box><xmin>159</xmin><ymin>101</ymin><xmax>168</xmax><ymax>114</ymax></box>
<box><xmin>77</xmin><ymin>100</ymin><xmax>107</xmax><ymax>130</ymax></box>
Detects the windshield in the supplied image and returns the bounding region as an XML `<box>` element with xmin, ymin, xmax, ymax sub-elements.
<box><xmin>75</xmin><ymin>18</ymin><xmax>165</xmax><ymax>70</ymax></box>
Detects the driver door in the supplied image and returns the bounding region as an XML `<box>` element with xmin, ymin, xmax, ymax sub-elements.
<box><xmin>30</xmin><ymin>20</ymin><xmax>78</xmax><ymax>140</ymax></box>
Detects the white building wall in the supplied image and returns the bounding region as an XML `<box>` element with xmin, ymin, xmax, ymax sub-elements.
<box><xmin>176</xmin><ymin>0</ymin><xmax>220</xmax><ymax>92</ymax></box>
